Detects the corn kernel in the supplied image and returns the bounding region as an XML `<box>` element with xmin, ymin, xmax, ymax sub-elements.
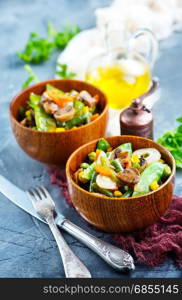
<box><xmin>83</xmin><ymin>106</ymin><xmax>89</xmax><ymax>113</ymax></box>
<box><xmin>131</xmin><ymin>154</ymin><xmax>139</xmax><ymax>164</ymax></box>
<box><xmin>56</xmin><ymin>128</ymin><xmax>66</xmax><ymax>132</ymax></box>
<box><xmin>159</xmin><ymin>159</ymin><xmax>165</xmax><ymax>164</ymax></box>
<box><xmin>78</xmin><ymin>171</ymin><xmax>88</xmax><ymax>183</ymax></box>
<box><xmin>114</xmin><ymin>191</ymin><xmax>122</xmax><ymax>197</ymax></box>
<box><xmin>150</xmin><ymin>181</ymin><xmax>159</xmax><ymax>191</ymax></box>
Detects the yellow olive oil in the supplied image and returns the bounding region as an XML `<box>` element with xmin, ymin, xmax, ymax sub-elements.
<box><xmin>86</xmin><ymin>59</ymin><xmax>151</xmax><ymax>109</ymax></box>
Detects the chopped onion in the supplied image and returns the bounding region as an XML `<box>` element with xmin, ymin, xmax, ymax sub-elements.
<box><xmin>133</xmin><ymin>148</ymin><xmax>161</xmax><ymax>164</ymax></box>
<box><xmin>96</xmin><ymin>174</ymin><xmax>117</xmax><ymax>190</ymax></box>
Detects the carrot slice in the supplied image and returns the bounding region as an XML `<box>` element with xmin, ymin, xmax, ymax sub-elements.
<box><xmin>46</xmin><ymin>90</ymin><xmax>74</xmax><ymax>107</ymax></box>
<box><xmin>91</xmin><ymin>113</ymin><xmax>99</xmax><ymax>121</ymax></box>
<box><xmin>94</xmin><ymin>94</ymin><xmax>99</xmax><ymax>103</ymax></box>
<box><xmin>96</xmin><ymin>149</ymin><xmax>102</xmax><ymax>160</ymax></box>
<box><xmin>95</xmin><ymin>164</ymin><xmax>113</xmax><ymax>177</ymax></box>
<box><xmin>107</xmin><ymin>147</ymin><xmax>113</xmax><ymax>152</ymax></box>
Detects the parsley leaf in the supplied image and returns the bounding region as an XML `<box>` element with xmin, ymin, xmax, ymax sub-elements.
<box><xmin>17</xmin><ymin>32</ymin><xmax>55</xmax><ymax>64</ymax></box>
<box><xmin>17</xmin><ymin>23</ymin><xmax>80</xmax><ymax>64</ymax></box>
<box><xmin>56</xmin><ymin>63</ymin><xmax>76</xmax><ymax>79</ymax></box>
<box><xmin>157</xmin><ymin>117</ymin><xmax>182</xmax><ymax>168</ymax></box>
<box><xmin>54</xmin><ymin>25</ymin><xmax>80</xmax><ymax>50</ymax></box>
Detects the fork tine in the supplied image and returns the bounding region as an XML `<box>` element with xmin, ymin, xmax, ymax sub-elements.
<box><xmin>26</xmin><ymin>189</ymin><xmax>38</xmax><ymax>208</ymax></box>
<box><xmin>34</xmin><ymin>186</ymin><xmax>46</xmax><ymax>200</ymax></box>
<box><xmin>39</xmin><ymin>185</ymin><xmax>55</xmax><ymax>207</ymax></box>
<box><xmin>30</xmin><ymin>188</ymin><xmax>41</xmax><ymax>201</ymax></box>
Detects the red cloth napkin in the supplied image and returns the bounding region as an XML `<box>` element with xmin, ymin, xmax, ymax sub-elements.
<box><xmin>49</xmin><ymin>168</ymin><xmax>182</xmax><ymax>268</ymax></box>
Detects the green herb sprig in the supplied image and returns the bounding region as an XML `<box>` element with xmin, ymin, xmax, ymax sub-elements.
<box><xmin>56</xmin><ymin>63</ymin><xmax>76</xmax><ymax>79</ymax></box>
<box><xmin>17</xmin><ymin>23</ymin><xmax>80</xmax><ymax>64</ymax></box>
<box><xmin>22</xmin><ymin>62</ymin><xmax>77</xmax><ymax>89</ymax></box>
<box><xmin>157</xmin><ymin>117</ymin><xmax>182</xmax><ymax>168</ymax></box>
<box><xmin>22</xmin><ymin>65</ymin><xmax>40</xmax><ymax>89</ymax></box>
<box><xmin>54</xmin><ymin>25</ymin><xmax>80</xmax><ymax>50</ymax></box>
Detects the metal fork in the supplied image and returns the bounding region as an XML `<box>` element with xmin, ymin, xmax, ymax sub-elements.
<box><xmin>26</xmin><ymin>186</ymin><xmax>91</xmax><ymax>278</ymax></box>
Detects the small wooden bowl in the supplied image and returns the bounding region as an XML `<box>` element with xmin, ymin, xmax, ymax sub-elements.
<box><xmin>66</xmin><ymin>136</ymin><xmax>175</xmax><ymax>233</ymax></box>
<box><xmin>10</xmin><ymin>79</ymin><xmax>108</xmax><ymax>166</ymax></box>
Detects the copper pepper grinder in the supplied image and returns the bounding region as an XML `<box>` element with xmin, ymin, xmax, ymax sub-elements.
<box><xmin>120</xmin><ymin>79</ymin><xmax>159</xmax><ymax>140</ymax></box>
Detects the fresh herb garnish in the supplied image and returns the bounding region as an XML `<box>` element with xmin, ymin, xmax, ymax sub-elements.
<box><xmin>22</xmin><ymin>63</ymin><xmax>77</xmax><ymax>89</ymax></box>
<box><xmin>56</xmin><ymin>63</ymin><xmax>76</xmax><ymax>79</ymax></box>
<box><xmin>22</xmin><ymin>65</ymin><xmax>40</xmax><ymax>89</ymax></box>
<box><xmin>54</xmin><ymin>25</ymin><xmax>80</xmax><ymax>50</ymax></box>
<box><xmin>17</xmin><ymin>23</ymin><xmax>80</xmax><ymax>64</ymax></box>
<box><xmin>17</xmin><ymin>32</ymin><xmax>55</xmax><ymax>64</ymax></box>
<box><xmin>157</xmin><ymin>117</ymin><xmax>182</xmax><ymax>168</ymax></box>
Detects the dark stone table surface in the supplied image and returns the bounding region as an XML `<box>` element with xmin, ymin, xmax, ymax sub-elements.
<box><xmin>0</xmin><ymin>0</ymin><xmax>182</xmax><ymax>278</ymax></box>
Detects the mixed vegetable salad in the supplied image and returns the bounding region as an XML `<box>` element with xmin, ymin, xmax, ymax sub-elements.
<box><xmin>74</xmin><ymin>139</ymin><xmax>172</xmax><ymax>198</ymax></box>
<box><xmin>19</xmin><ymin>84</ymin><xmax>100</xmax><ymax>131</ymax></box>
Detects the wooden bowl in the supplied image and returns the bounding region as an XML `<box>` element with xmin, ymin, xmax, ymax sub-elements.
<box><xmin>66</xmin><ymin>135</ymin><xmax>175</xmax><ymax>233</ymax></box>
<box><xmin>10</xmin><ymin>79</ymin><xmax>108</xmax><ymax>166</ymax></box>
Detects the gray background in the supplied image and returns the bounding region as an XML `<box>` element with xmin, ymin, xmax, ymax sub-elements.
<box><xmin>0</xmin><ymin>0</ymin><xmax>182</xmax><ymax>277</ymax></box>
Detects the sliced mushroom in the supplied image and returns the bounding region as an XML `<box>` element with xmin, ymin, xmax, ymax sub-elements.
<box><xmin>108</xmin><ymin>147</ymin><xmax>122</xmax><ymax>160</ymax></box>
<box><xmin>138</xmin><ymin>157</ymin><xmax>148</xmax><ymax>173</ymax></box>
<box><xmin>116</xmin><ymin>167</ymin><xmax>140</xmax><ymax>186</ymax></box>
<box><xmin>118</xmin><ymin>151</ymin><xmax>130</xmax><ymax>160</ymax></box>
<box><xmin>40</xmin><ymin>91</ymin><xmax>59</xmax><ymax>114</ymax></box>
<box><xmin>79</xmin><ymin>90</ymin><xmax>97</xmax><ymax>107</ymax></box>
<box><xmin>54</xmin><ymin>105</ymin><xmax>75</xmax><ymax>122</ymax></box>
<box><xmin>41</xmin><ymin>91</ymin><xmax>52</xmax><ymax>103</ymax></box>
<box><xmin>42</xmin><ymin>101</ymin><xmax>59</xmax><ymax>115</ymax></box>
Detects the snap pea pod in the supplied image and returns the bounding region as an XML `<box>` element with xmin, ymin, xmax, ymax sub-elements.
<box><xmin>100</xmin><ymin>156</ymin><xmax>111</xmax><ymax>168</ymax></box>
<box><xmin>133</xmin><ymin>162</ymin><xmax>165</xmax><ymax>197</ymax></box>
<box><xmin>74</xmin><ymin>100</ymin><xmax>85</xmax><ymax>110</ymax></box>
<box><xmin>91</xmin><ymin>183</ymin><xmax>113</xmax><ymax>197</ymax></box>
<box><xmin>89</xmin><ymin>171</ymin><xmax>97</xmax><ymax>192</ymax></box>
<box><xmin>111</xmin><ymin>159</ymin><xmax>123</xmax><ymax>173</ymax></box>
<box><xmin>46</xmin><ymin>84</ymin><xmax>64</xmax><ymax>95</ymax></box>
<box><xmin>29</xmin><ymin>93</ymin><xmax>56</xmax><ymax>131</ymax></box>
<box><xmin>64</xmin><ymin>114</ymin><xmax>90</xmax><ymax>129</ymax></box>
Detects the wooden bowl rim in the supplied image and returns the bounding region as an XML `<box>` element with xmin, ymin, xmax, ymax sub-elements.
<box><xmin>9</xmin><ymin>79</ymin><xmax>108</xmax><ymax>135</ymax></box>
<box><xmin>66</xmin><ymin>135</ymin><xmax>176</xmax><ymax>200</ymax></box>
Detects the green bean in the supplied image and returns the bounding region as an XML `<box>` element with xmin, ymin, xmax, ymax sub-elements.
<box><xmin>133</xmin><ymin>162</ymin><xmax>165</xmax><ymax>196</ymax></box>
<box><xmin>111</xmin><ymin>159</ymin><xmax>123</xmax><ymax>173</ymax></box>
<box><xmin>89</xmin><ymin>171</ymin><xmax>97</xmax><ymax>192</ymax></box>
<box><xmin>97</xmin><ymin>138</ymin><xmax>111</xmax><ymax>152</ymax></box>
<box><xmin>122</xmin><ymin>189</ymin><xmax>133</xmax><ymax>197</ymax></box>
<box><xmin>91</xmin><ymin>183</ymin><xmax>113</xmax><ymax>197</ymax></box>
<box><xmin>29</xmin><ymin>93</ymin><xmax>56</xmax><ymax>131</ymax></box>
